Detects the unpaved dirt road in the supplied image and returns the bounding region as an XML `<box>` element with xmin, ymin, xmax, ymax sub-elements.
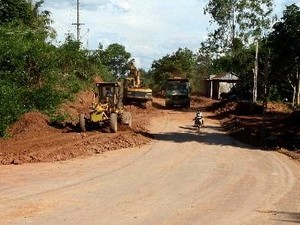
<box><xmin>1</xmin><ymin>107</ymin><xmax>300</xmax><ymax>224</ymax></box>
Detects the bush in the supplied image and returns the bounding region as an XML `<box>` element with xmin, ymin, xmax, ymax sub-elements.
<box><xmin>24</xmin><ymin>85</ymin><xmax>63</xmax><ymax>112</ymax></box>
<box><xmin>0</xmin><ymin>81</ymin><xmax>25</xmax><ymax>137</ymax></box>
<box><xmin>268</xmin><ymin>85</ymin><xmax>282</xmax><ymax>102</ymax></box>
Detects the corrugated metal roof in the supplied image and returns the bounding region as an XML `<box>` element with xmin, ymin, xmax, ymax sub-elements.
<box><xmin>208</xmin><ymin>72</ymin><xmax>239</xmax><ymax>80</ymax></box>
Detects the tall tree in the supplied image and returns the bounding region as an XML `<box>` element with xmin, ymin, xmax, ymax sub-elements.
<box><xmin>150</xmin><ymin>48</ymin><xmax>197</xmax><ymax>92</ymax></box>
<box><xmin>269</xmin><ymin>4</ymin><xmax>300</xmax><ymax>105</ymax></box>
<box><xmin>204</xmin><ymin>0</ymin><xmax>274</xmax><ymax>53</ymax></box>
<box><xmin>95</xmin><ymin>43</ymin><xmax>131</xmax><ymax>79</ymax></box>
<box><xmin>0</xmin><ymin>0</ymin><xmax>52</xmax><ymax>30</ymax></box>
<box><xmin>0</xmin><ymin>0</ymin><xmax>55</xmax><ymax>43</ymax></box>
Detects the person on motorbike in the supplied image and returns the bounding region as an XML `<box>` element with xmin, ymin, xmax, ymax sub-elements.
<box><xmin>194</xmin><ymin>108</ymin><xmax>204</xmax><ymax>128</ymax></box>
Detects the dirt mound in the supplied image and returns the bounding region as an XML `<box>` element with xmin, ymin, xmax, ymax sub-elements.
<box><xmin>9</xmin><ymin>112</ymin><xmax>50</xmax><ymax>136</ymax></box>
<box><xmin>0</xmin><ymin>94</ymin><xmax>165</xmax><ymax>165</ymax></box>
<box><xmin>235</xmin><ymin>102</ymin><xmax>263</xmax><ymax>115</ymax></box>
<box><xmin>267</xmin><ymin>102</ymin><xmax>292</xmax><ymax>113</ymax></box>
<box><xmin>93</xmin><ymin>76</ymin><xmax>103</xmax><ymax>83</ymax></box>
<box><xmin>191</xmin><ymin>96</ymin><xmax>217</xmax><ymax>109</ymax></box>
<box><xmin>211</xmin><ymin>101</ymin><xmax>263</xmax><ymax>117</ymax></box>
<box><xmin>212</xmin><ymin>100</ymin><xmax>300</xmax><ymax>151</ymax></box>
<box><xmin>58</xmin><ymin>90</ymin><xmax>94</xmax><ymax>123</ymax></box>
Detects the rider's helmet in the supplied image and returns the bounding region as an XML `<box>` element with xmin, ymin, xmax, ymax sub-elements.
<box><xmin>196</xmin><ymin>109</ymin><xmax>202</xmax><ymax>117</ymax></box>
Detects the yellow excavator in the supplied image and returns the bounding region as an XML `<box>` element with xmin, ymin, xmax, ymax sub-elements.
<box><xmin>123</xmin><ymin>62</ymin><xmax>153</xmax><ymax>108</ymax></box>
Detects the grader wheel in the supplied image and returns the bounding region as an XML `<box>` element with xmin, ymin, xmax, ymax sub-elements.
<box><xmin>109</xmin><ymin>113</ymin><xmax>118</xmax><ymax>133</ymax></box>
<box><xmin>79</xmin><ymin>113</ymin><xmax>86</xmax><ymax>131</ymax></box>
<box><xmin>121</xmin><ymin>111</ymin><xmax>132</xmax><ymax>128</ymax></box>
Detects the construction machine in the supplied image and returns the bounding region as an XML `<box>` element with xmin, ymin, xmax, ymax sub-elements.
<box><xmin>79</xmin><ymin>82</ymin><xmax>132</xmax><ymax>133</ymax></box>
<box><xmin>123</xmin><ymin>62</ymin><xmax>153</xmax><ymax>108</ymax></box>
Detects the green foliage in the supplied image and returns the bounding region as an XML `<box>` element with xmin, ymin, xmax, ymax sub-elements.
<box><xmin>204</xmin><ymin>0</ymin><xmax>274</xmax><ymax>53</ymax></box>
<box><xmin>0</xmin><ymin>0</ymin><xmax>54</xmax><ymax>38</ymax></box>
<box><xmin>92</xmin><ymin>43</ymin><xmax>131</xmax><ymax>79</ymax></box>
<box><xmin>0</xmin><ymin>0</ymin><xmax>56</xmax><ymax>137</ymax></box>
<box><xmin>149</xmin><ymin>48</ymin><xmax>199</xmax><ymax>93</ymax></box>
<box><xmin>0</xmin><ymin>0</ymin><xmax>37</xmax><ymax>25</ymax></box>
<box><xmin>0</xmin><ymin>1</ymin><xmax>119</xmax><ymax>137</ymax></box>
<box><xmin>268</xmin><ymin>4</ymin><xmax>300</xmax><ymax>104</ymax></box>
<box><xmin>24</xmin><ymin>85</ymin><xmax>63</xmax><ymax>112</ymax></box>
<box><xmin>0</xmin><ymin>24</ymin><xmax>56</xmax><ymax>87</ymax></box>
<box><xmin>269</xmin><ymin>4</ymin><xmax>300</xmax><ymax>69</ymax></box>
<box><xmin>268</xmin><ymin>85</ymin><xmax>281</xmax><ymax>101</ymax></box>
<box><xmin>199</xmin><ymin>39</ymin><xmax>270</xmax><ymax>98</ymax></box>
<box><xmin>0</xmin><ymin>80</ymin><xmax>25</xmax><ymax>137</ymax></box>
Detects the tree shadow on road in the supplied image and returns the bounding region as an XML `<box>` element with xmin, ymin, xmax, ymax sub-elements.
<box><xmin>258</xmin><ymin>210</ymin><xmax>300</xmax><ymax>224</ymax></box>
<box><xmin>274</xmin><ymin>211</ymin><xmax>300</xmax><ymax>224</ymax></box>
<box><xmin>139</xmin><ymin>123</ymin><xmax>263</xmax><ymax>150</ymax></box>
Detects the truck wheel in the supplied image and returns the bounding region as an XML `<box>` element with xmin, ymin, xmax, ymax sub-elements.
<box><xmin>186</xmin><ymin>102</ymin><xmax>191</xmax><ymax>109</ymax></box>
<box><xmin>109</xmin><ymin>113</ymin><xmax>118</xmax><ymax>133</ymax></box>
<box><xmin>79</xmin><ymin>113</ymin><xmax>86</xmax><ymax>131</ymax></box>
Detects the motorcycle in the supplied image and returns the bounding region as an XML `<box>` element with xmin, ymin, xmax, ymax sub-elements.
<box><xmin>194</xmin><ymin>110</ymin><xmax>204</xmax><ymax>132</ymax></box>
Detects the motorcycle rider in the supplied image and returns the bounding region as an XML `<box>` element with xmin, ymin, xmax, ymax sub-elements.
<box><xmin>194</xmin><ymin>108</ymin><xmax>204</xmax><ymax>128</ymax></box>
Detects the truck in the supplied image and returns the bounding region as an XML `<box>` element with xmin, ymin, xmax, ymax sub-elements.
<box><xmin>123</xmin><ymin>62</ymin><xmax>153</xmax><ymax>108</ymax></box>
<box><xmin>165</xmin><ymin>78</ymin><xmax>191</xmax><ymax>108</ymax></box>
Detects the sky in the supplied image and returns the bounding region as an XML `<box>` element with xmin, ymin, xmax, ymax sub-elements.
<box><xmin>41</xmin><ymin>0</ymin><xmax>300</xmax><ymax>70</ymax></box>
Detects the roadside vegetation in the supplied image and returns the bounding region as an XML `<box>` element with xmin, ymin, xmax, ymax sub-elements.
<box><xmin>0</xmin><ymin>0</ymin><xmax>132</xmax><ymax>137</ymax></box>
<box><xmin>0</xmin><ymin>0</ymin><xmax>299</xmax><ymax>139</ymax></box>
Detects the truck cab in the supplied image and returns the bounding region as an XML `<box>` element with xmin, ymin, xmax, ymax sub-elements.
<box><xmin>165</xmin><ymin>78</ymin><xmax>191</xmax><ymax>108</ymax></box>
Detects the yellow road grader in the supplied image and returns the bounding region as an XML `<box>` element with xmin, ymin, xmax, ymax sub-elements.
<box><xmin>79</xmin><ymin>82</ymin><xmax>132</xmax><ymax>133</ymax></box>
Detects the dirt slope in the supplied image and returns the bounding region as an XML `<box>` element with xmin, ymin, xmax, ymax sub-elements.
<box><xmin>0</xmin><ymin>92</ymin><xmax>165</xmax><ymax>165</ymax></box>
<box><xmin>211</xmin><ymin>100</ymin><xmax>300</xmax><ymax>156</ymax></box>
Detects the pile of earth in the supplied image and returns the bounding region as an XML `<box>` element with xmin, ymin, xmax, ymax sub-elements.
<box><xmin>0</xmin><ymin>91</ymin><xmax>164</xmax><ymax>165</ymax></box>
<box><xmin>9</xmin><ymin>111</ymin><xmax>53</xmax><ymax>138</ymax></box>
<box><xmin>210</xmin><ymin>100</ymin><xmax>300</xmax><ymax>155</ymax></box>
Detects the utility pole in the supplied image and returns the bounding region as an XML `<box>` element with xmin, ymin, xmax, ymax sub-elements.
<box><xmin>253</xmin><ymin>40</ymin><xmax>259</xmax><ymax>103</ymax></box>
<box><xmin>72</xmin><ymin>0</ymin><xmax>84</xmax><ymax>42</ymax></box>
<box><xmin>261</xmin><ymin>50</ymin><xmax>270</xmax><ymax>148</ymax></box>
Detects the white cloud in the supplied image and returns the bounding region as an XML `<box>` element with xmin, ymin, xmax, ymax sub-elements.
<box><xmin>42</xmin><ymin>0</ymin><xmax>296</xmax><ymax>69</ymax></box>
<box><xmin>111</xmin><ymin>0</ymin><xmax>130</xmax><ymax>12</ymax></box>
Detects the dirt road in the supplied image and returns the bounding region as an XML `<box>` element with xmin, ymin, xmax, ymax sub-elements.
<box><xmin>1</xmin><ymin>107</ymin><xmax>300</xmax><ymax>224</ymax></box>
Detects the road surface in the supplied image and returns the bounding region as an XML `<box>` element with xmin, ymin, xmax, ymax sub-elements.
<box><xmin>0</xmin><ymin>109</ymin><xmax>299</xmax><ymax>224</ymax></box>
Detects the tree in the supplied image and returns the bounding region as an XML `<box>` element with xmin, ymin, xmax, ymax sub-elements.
<box><xmin>268</xmin><ymin>4</ymin><xmax>300</xmax><ymax>105</ymax></box>
<box><xmin>150</xmin><ymin>48</ymin><xmax>197</xmax><ymax>92</ymax></box>
<box><xmin>0</xmin><ymin>0</ymin><xmax>53</xmax><ymax>37</ymax></box>
<box><xmin>0</xmin><ymin>0</ymin><xmax>57</xmax><ymax>136</ymax></box>
<box><xmin>0</xmin><ymin>0</ymin><xmax>33</xmax><ymax>25</ymax></box>
<box><xmin>151</xmin><ymin>48</ymin><xmax>196</xmax><ymax>78</ymax></box>
<box><xmin>198</xmin><ymin>38</ymin><xmax>270</xmax><ymax>100</ymax></box>
<box><xmin>94</xmin><ymin>43</ymin><xmax>131</xmax><ymax>79</ymax></box>
<box><xmin>204</xmin><ymin>0</ymin><xmax>274</xmax><ymax>53</ymax></box>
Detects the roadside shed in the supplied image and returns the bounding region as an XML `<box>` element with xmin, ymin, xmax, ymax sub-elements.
<box><xmin>204</xmin><ymin>73</ymin><xmax>240</xmax><ymax>99</ymax></box>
